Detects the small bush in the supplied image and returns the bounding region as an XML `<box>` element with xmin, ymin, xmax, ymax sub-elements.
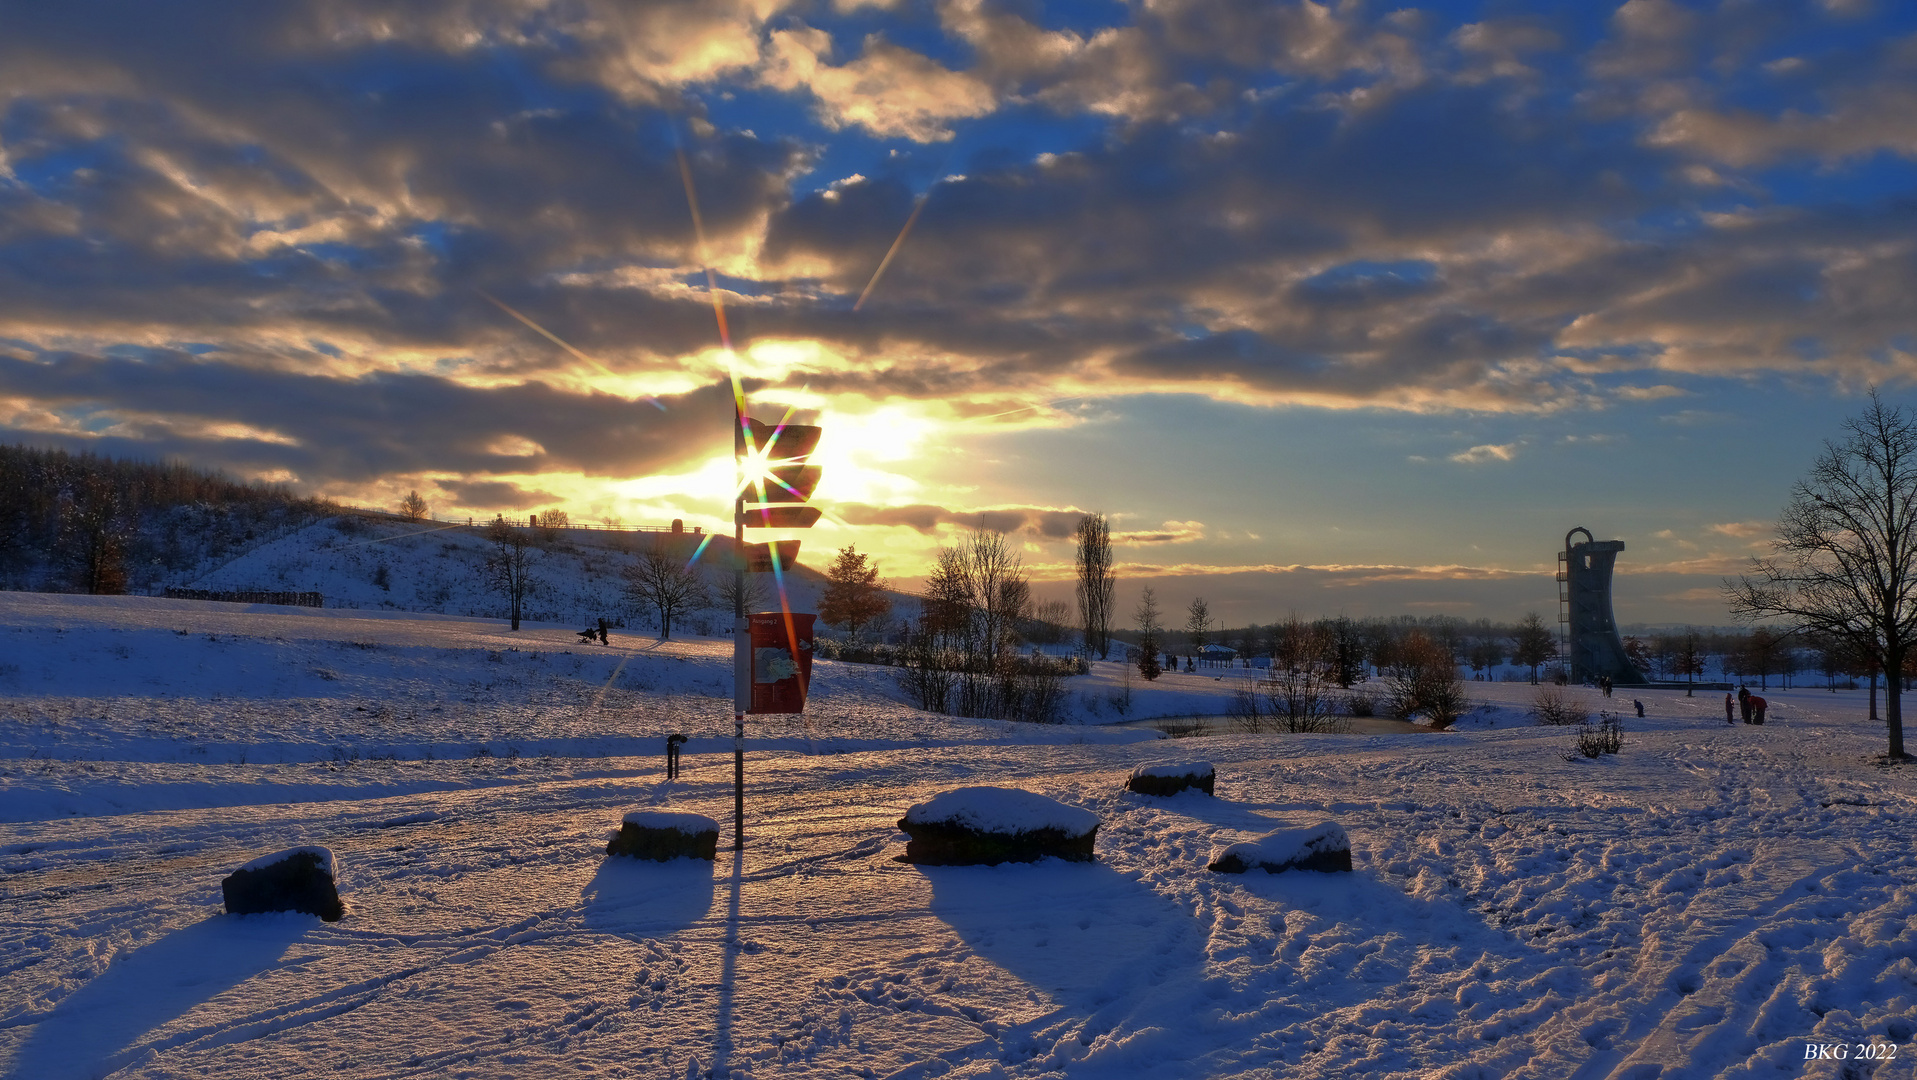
<box><xmin>1532</xmin><ymin>686</ymin><xmax>1588</xmax><ymax>726</ymax></box>
<box><xmin>1342</xmin><ymin>688</ymin><xmax>1377</xmax><ymax>717</ymax></box>
<box><xmin>1573</xmin><ymin>712</ymin><xmax>1625</xmax><ymax>757</ymax></box>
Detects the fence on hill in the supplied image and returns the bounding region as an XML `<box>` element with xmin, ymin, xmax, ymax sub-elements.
<box><xmin>164</xmin><ymin>587</ymin><xmax>324</xmax><ymax>608</ymax></box>
<box><xmin>341</xmin><ymin>507</ymin><xmax>702</xmax><ymax>535</ymax></box>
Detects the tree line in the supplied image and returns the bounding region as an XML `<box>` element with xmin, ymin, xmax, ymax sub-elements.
<box><xmin>0</xmin><ymin>444</ymin><xmax>335</xmax><ymax>595</ymax></box>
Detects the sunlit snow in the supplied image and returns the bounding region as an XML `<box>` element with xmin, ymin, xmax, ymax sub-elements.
<box><xmin>3</xmin><ymin>589</ymin><xmax>1915</xmax><ymax>1078</ymax></box>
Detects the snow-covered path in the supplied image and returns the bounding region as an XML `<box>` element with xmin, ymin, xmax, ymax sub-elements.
<box><xmin>4</xmin><ymin>595</ymin><xmax>1917</xmax><ymax>1078</ymax></box>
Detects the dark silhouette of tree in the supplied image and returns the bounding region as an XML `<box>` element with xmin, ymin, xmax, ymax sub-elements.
<box><xmin>1673</xmin><ymin>629</ymin><xmax>1706</xmax><ymax>696</ymax></box>
<box><xmin>1511</xmin><ymin>612</ymin><xmax>1557</xmax><ymax>684</ymax></box>
<box><xmin>623</xmin><ymin>538</ymin><xmax>708</xmax><ymax>640</ymax></box>
<box><xmin>484</xmin><ymin>518</ymin><xmax>539</xmax><ymax>630</ymax></box>
<box><xmin>898</xmin><ymin>529</ymin><xmax>1060</xmax><ymax>722</ymax></box>
<box><xmin>1185</xmin><ymin>596</ymin><xmax>1212</xmax><ymax>656</ymax></box>
<box><xmin>819</xmin><ymin>544</ymin><xmax>892</xmax><ymax>639</ymax></box>
<box><xmin>1</xmin><ymin>444</ymin><xmax>332</xmax><ymax>594</ymax></box>
<box><xmin>712</xmin><ymin>555</ymin><xmax>770</xmax><ymax>616</ymax></box>
<box><xmin>1383</xmin><ymin>630</ymin><xmax>1471</xmax><ymax>729</ymax></box>
<box><xmin>1135</xmin><ymin>586</ymin><xmax>1162</xmax><ymax>681</ymax></box>
<box><xmin>1074</xmin><ymin>514</ymin><xmax>1115</xmax><ymax>659</ymax></box>
<box><xmin>398</xmin><ymin>490</ymin><xmax>429</xmax><ymax>522</ymax></box>
<box><xmin>62</xmin><ymin>476</ymin><xmax>130</xmax><ymax>595</ymax></box>
<box><xmin>1726</xmin><ymin>389</ymin><xmax>1917</xmax><ymax>760</ymax></box>
<box><xmin>1325</xmin><ymin>616</ymin><xmax>1368</xmax><ymax>687</ymax></box>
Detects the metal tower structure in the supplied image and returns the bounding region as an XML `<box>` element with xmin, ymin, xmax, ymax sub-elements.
<box><xmin>1556</xmin><ymin>527</ymin><xmax>1646</xmax><ymax>685</ymax></box>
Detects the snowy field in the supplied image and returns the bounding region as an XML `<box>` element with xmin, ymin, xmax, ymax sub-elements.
<box><xmin>4</xmin><ymin>593</ymin><xmax>1917</xmax><ymax>1079</ymax></box>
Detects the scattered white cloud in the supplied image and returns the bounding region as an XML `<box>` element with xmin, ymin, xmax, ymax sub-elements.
<box><xmin>1449</xmin><ymin>443</ymin><xmax>1519</xmax><ymax>464</ymax></box>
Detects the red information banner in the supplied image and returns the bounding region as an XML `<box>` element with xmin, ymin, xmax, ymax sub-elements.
<box><xmin>747</xmin><ymin>611</ymin><xmax>815</xmax><ymax>714</ymax></box>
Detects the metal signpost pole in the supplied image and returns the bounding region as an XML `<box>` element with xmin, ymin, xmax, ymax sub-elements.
<box><xmin>733</xmin><ymin>407</ymin><xmax>747</xmax><ymax>851</ymax></box>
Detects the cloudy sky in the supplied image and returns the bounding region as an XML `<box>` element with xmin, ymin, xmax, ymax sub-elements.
<box><xmin>4</xmin><ymin>0</ymin><xmax>1915</xmax><ymax>627</ymax></box>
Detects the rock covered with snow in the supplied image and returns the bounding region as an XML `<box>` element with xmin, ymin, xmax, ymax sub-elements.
<box><xmin>222</xmin><ymin>846</ymin><xmax>344</xmax><ymax>921</ymax></box>
<box><xmin>897</xmin><ymin>786</ymin><xmax>1099</xmax><ymax>865</ymax></box>
<box><xmin>1125</xmin><ymin>761</ymin><xmax>1215</xmax><ymax>797</ymax></box>
<box><xmin>606</xmin><ymin>810</ymin><xmax>720</xmax><ymax>861</ymax></box>
<box><xmin>1207</xmin><ymin>822</ymin><xmax>1352</xmax><ymax>874</ymax></box>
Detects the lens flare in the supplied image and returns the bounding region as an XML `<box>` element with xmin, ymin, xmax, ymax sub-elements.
<box><xmin>477</xmin><ymin>290</ymin><xmax>666</xmax><ymax>411</ymax></box>
<box><xmin>853</xmin><ymin>191</ymin><xmax>930</xmax><ymax>312</ymax></box>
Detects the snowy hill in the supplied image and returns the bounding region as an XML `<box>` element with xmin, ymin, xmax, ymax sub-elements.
<box><xmin>187</xmin><ymin>515</ymin><xmax>833</xmax><ymax>635</ymax></box>
<box><xmin>3</xmin><ymin>591</ymin><xmax>1916</xmax><ymax>1078</ymax></box>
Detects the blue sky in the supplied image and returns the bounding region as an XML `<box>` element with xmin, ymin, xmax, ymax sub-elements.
<box><xmin>3</xmin><ymin>0</ymin><xmax>1915</xmax><ymax>626</ymax></box>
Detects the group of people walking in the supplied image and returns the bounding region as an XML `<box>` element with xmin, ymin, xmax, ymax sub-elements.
<box><xmin>1727</xmin><ymin>685</ymin><xmax>1768</xmax><ymax>724</ymax></box>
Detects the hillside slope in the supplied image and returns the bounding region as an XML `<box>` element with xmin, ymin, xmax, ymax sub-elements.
<box><xmin>187</xmin><ymin>516</ymin><xmax>836</xmax><ymax>634</ymax></box>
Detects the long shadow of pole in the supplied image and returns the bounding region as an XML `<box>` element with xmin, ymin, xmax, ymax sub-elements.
<box><xmin>710</xmin><ymin>847</ymin><xmax>744</xmax><ymax>1077</ymax></box>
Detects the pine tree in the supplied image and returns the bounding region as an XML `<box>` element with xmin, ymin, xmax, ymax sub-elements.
<box><xmin>819</xmin><ymin>544</ymin><xmax>892</xmax><ymax>640</ymax></box>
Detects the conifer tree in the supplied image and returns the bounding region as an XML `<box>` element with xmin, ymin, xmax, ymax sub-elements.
<box><xmin>819</xmin><ymin>544</ymin><xmax>892</xmax><ymax>639</ymax></box>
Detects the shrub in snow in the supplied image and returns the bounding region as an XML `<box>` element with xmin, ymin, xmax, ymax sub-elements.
<box><xmin>1571</xmin><ymin>712</ymin><xmax>1625</xmax><ymax>758</ymax></box>
<box><xmin>222</xmin><ymin>846</ymin><xmax>344</xmax><ymax>921</ymax></box>
<box><xmin>1125</xmin><ymin>761</ymin><xmax>1215</xmax><ymax>797</ymax></box>
<box><xmin>605</xmin><ymin>810</ymin><xmax>720</xmax><ymax>862</ymax></box>
<box><xmin>897</xmin><ymin>786</ymin><xmax>1099</xmax><ymax>865</ymax></box>
<box><xmin>1531</xmin><ymin>686</ymin><xmax>1588</xmax><ymax>726</ymax></box>
<box><xmin>1207</xmin><ymin>823</ymin><xmax>1352</xmax><ymax>875</ymax></box>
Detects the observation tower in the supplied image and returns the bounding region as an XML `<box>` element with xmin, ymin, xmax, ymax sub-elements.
<box><xmin>1557</xmin><ymin>527</ymin><xmax>1645</xmax><ymax>685</ymax></box>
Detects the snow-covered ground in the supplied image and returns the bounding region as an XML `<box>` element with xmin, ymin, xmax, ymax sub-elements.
<box><xmin>187</xmin><ymin>515</ymin><xmax>830</xmax><ymax>634</ymax></box>
<box><xmin>4</xmin><ymin>592</ymin><xmax>1916</xmax><ymax>1079</ymax></box>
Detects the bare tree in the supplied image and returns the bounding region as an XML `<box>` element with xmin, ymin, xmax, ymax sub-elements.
<box><xmin>1074</xmin><ymin>513</ymin><xmax>1115</xmax><ymax>659</ymax></box>
<box><xmin>484</xmin><ymin>518</ymin><xmax>539</xmax><ymax>631</ymax></box>
<box><xmin>1726</xmin><ymin>389</ymin><xmax>1917</xmax><ymax>760</ymax></box>
<box><xmin>1511</xmin><ymin>612</ymin><xmax>1557</xmax><ymax>685</ymax></box>
<box><xmin>623</xmin><ymin>539</ymin><xmax>709</xmax><ymax>639</ymax></box>
<box><xmin>1026</xmin><ymin>598</ymin><xmax>1072</xmax><ymax>645</ymax></box>
<box><xmin>1673</xmin><ymin>629</ymin><xmax>1706</xmax><ymax>696</ymax></box>
<box><xmin>398</xmin><ymin>490</ymin><xmax>429</xmax><ymax>522</ymax></box>
<box><xmin>1134</xmin><ymin>586</ymin><xmax>1162</xmax><ymax>681</ymax></box>
<box><xmin>711</xmin><ymin>555</ymin><xmax>771</xmax><ymax>616</ymax></box>
<box><xmin>1184</xmin><ymin>596</ymin><xmax>1212</xmax><ymax>657</ymax></box>
<box><xmin>60</xmin><ymin>476</ymin><xmax>131</xmax><ymax>595</ymax></box>
<box><xmin>1383</xmin><ymin>630</ymin><xmax>1471</xmax><ymax>729</ymax></box>
<box><xmin>896</xmin><ymin>528</ymin><xmax>1058</xmax><ymax>722</ymax></box>
<box><xmin>1269</xmin><ymin>616</ymin><xmax>1345</xmax><ymax>731</ymax></box>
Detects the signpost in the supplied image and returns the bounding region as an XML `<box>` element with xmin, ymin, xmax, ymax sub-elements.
<box><xmin>730</xmin><ymin>414</ymin><xmax>824</xmax><ymax>850</ymax></box>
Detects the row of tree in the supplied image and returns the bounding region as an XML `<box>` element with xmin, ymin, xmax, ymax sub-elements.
<box><xmin>0</xmin><ymin>444</ymin><xmax>335</xmax><ymax>595</ymax></box>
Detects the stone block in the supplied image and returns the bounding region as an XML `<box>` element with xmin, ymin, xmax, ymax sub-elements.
<box><xmin>1126</xmin><ymin>761</ymin><xmax>1215</xmax><ymax>797</ymax></box>
<box><xmin>897</xmin><ymin>786</ymin><xmax>1099</xmax><ymax>866</ymax></box>
<box><xmin>606</xmin><ymin>810</ymin><xmax>720</xmax><ymax>861</ymax></box>
<box><xmin>222</xmin><ymin>847</ymin><xmax>344</xmax><ymax>921</ymax></box>
<box><xmin>1208</xmin><ymin>822</ymin><xmax>1352</xmax><ymax>874</ymax></box>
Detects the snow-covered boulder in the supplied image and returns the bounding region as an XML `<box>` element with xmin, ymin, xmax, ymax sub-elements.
<box><xmin>1207</xmin><ymin>823</ymin><xmax>1352</xmax><ymax>874</ymax></box>
<box><xmin>1126</xmin><ymin>761</ymin><xmax>1215</xmax><ymax>797</ymax></box>
<box><xmin>222</xmin><ymin>846</ymin><xmax>344</xmax><ymax>921</ymax></box>
<box><xmin>897</xmin><ymin>786</ymin><xmax>1100</xmax><ymax>865</ymax></box>
<box><xmin>605</xmin><ymin>810</ymin><xmax>720</xmax><ymax>862</ymax></box>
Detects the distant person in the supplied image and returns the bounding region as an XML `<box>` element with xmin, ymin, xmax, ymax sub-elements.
<box><xmin>1738</xmin><ymin>685</ymin><xmax>1751</xmax><ymax>722</ymax></box>
<box><xmin>1633</xmin><ymin>698</ymin><xmax>1644</xmax><ymax>718</ymax></box>
<box><xmin>1749</xmin><ymin>696</ymin><xmax>1767</xmax><ymax>725</ymax></box>
<box><xmin>597</xmin><ymin>618</ymin><xmax>610</xmax><ymax>645</ymax></box>
<box><xmin>1725</xmin><ymin>692</ymin><xmax>1735</xmax><ymax>725</ymax></box>
<box><xmin>666</xmin><ymin>733</ymin><xmax>688</xmax><ymax>779</ymax></box>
